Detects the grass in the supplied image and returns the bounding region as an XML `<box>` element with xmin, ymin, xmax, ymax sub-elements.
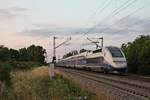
<box><xmin>0</xmin><ymin>67</ymin><xmax>92</xmax><ymax>100</ymax></box>
<box><xmin>0</xmin><ymin>61</ymin><xmax>42</xmax><ymax>85</ymax></box>
<box><xmin>8</xmin><ymin>61</ymin><xmax>42</xmax><ymax>70</ymax></box>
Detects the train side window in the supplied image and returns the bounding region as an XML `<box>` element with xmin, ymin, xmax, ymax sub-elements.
<box><xmin>87</xmin><ymin>57</ymin><xmax>103</xmax><ymax>64</ymax></box>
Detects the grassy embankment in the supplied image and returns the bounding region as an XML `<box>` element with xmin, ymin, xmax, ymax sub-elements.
<box><xmin>0</xmin><ymin>66</ymin><xmax>92</xmax><ymax>100</ymax></box>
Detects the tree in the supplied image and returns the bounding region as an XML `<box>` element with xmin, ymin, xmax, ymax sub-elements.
<box><xmin>18</xmin><ymin>45</ymin><xmax>46</xmax><ymax>64</ymax></box>
<box><xmin>121</xmin><ymin>35</ymin><xmax>150</xmax><ymax>75</ymax></box>
<box><xmin>72</xmin><ymin>50</ymin><xmax>78</xmax><ymax>55</ymax></box>
<box><xmin>0</xmin><ymin>63</ymin><xmax>11</xmax><ymax>83</ymax></box>
<box><xmin>0</xmin><ymin>45</ymin><xmax>10</xmax><ymax>61</ymax></box>
<box><xmin>26</xmin><ymin>45</ymin><xmax>46</xmax><ymax>64</ymax></box>
<box><xmin>79</xmin><ymin>49</ymin><xmax>87</xmax><ymax>53</ymax></box>
<box><xmin>9</xmin><ymin>49</ymin><xmax>19</xmax><ymax>61</ymax></box>
<box><xmin>19</xmin><ymin>48</ymin><xmax>28</xmax><ymax>61</ymax></box>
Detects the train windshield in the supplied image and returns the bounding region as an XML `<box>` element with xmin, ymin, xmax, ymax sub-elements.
<box><xmin>107</xmin><ymin>47</ymin><xmax>123</xmax><ymax>57</ymax></box>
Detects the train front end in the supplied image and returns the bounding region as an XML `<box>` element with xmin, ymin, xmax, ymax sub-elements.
<box><xmin>104</xmin><ymin>46</ymin><xmax>127</xmax><ymax>74</ymax></box>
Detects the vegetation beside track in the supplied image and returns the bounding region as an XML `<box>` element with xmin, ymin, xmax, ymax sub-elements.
<box><xmin>121</xmin><ymin>35</ymin><xmax>150</xmax><ymax>75</ymax></box>
<box><xmin>0</xmin><ymin>45</ymin><xmax>47</xmax><ymax>84</ymax></box>
<box><xmin>0</xmin><ymin>67</ymin><xmax>92</xmax><ymax>100</ymax></box>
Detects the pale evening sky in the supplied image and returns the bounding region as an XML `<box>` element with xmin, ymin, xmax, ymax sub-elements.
<box><xmin>0</xmin><ymin>0</ymin><xmax>150</xmax><ymax>61</ymax></box>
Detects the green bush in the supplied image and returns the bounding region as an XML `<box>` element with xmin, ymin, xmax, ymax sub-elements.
<box><xmin>121</xmin><ymin>35</ymin><xmax>150</xmax><ymax>75</ymax></box>
<box><xmin>10</xmin><ymin>61</ymin><xmax>41</xmax><ymax>70</ymax></box>
<box><xmin>0</xmin><ymin>62</ymin><xmax>11</xmax><ymax>83</ymax></box>
<box><xmin>0</xmin><ymin>61</ymin><xmax>42</xmax><ymax>86</ymax></box>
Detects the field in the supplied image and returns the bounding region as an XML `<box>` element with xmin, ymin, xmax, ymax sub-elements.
<box><xmin>0</xmin><ymin>66</ymin><xmax>92</xmax><ymax>100</ymax></box>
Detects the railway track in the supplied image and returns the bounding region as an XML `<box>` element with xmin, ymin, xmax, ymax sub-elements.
<box><xmin>58</xmin><ymin>68</ymin><xmax>150</xmax><ymax>100</ymax></box>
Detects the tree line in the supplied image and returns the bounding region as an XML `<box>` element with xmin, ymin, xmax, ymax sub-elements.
<box><xmin>0</xmin><ymin>45</ymin><xmax>46</xmax><ymax>64</ymax></box>
<box><xmin>121</xmin><ymin>35</ymin><xmax>150</xmax><ymax>75</ymax></box>
<box><xmin>0</xmin><ymin>45</ymin><xmax>46</xmax><ymax>83</ymax></box>
<box><xmin>63</xmin><ymin>49</ymin><xmax>88</xmax><ymax>58</ymax></box>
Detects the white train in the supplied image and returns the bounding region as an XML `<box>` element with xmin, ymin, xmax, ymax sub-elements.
<box><xmin>57</xmin><ymin>46</ymin><xmax>127</xmax><ymax>74</ymax></box>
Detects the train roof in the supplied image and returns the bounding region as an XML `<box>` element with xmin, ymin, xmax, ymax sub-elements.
<box><xmin>60</xmin><ymin>51</ymin><xmax>89</xmax><ymax>61</ymax></box>
<box><xmin>59</xmin><ymin>48</ymin><xmax>103</xmax><ymax>61</ymax></box>
<box><xmin>59</xmin><ymin>46</ymin><xmax>121</xmax><ymax>61</ymax></box>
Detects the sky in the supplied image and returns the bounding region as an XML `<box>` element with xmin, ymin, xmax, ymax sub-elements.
<box><xmin>0</xmin><ymin>0</ymin><xmax>150</xmax><ymax>61</ymax></box>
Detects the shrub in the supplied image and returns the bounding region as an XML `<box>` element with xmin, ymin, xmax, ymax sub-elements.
<box><xmin>0</xmin><ymin>62</ymin><xmax>11</xmax><ymax>83</ymax></box>
<box><xmin>121</xmin><ymin>35</ymin><xmax>150</xmax><ymax>75</ymax></box>
<box><xmin>10</xmin><ymin>61</ymin><xmax>41</xmax><ymax>70</ymax></box>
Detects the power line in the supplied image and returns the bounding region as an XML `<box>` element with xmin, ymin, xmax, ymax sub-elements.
<box><xmin>100</xmin><ymin>0</ymin><xmax>132</xmax><ymax>24</ymax></box>
<box><xmin>99</xmin><ymin>1</ymin><xmax>150</xmax><ymax>34</ymax></box>
<box><xmin>69</xmin><ymin>0</ymin><xmax>140</xmax><ymax>52</ymax></box>
<box><xmin>106</xmin><ymin>0</ymin><xmax>138</xmax><ymax>21</ymax></box>
<box><xmin>86</xmin><ymin>0</ymin><xmax>112</xmax><ymax>22</ymax></box>
<box><xmin>52</xmin><ymin>36</ymin><xmax>71</xmax><ymax>63</ymax></box>
<box><xmin>75</xmin><ymin>0</ymin><xmax>138</xmax><ymax>49</ymax></box>
<box><xmin>69</xmin><ymin>0</ymin><xmax>136</xmax><ymax>50</ymax></box>
<box><xmin>87</xmin><ymin>37</ymin><xmax>103</xmax><ymax>49</ymax></box>
<box><xmin>70</xmin><ymin>0</ymin><xmax>112</xmax><ymax>48</ymax></box>
<box><xmin>71</xmin><ymin>0</ymin><xmax>112</xmax><ymax>37</ymax></box>
<box><xmin>80</xmin><ymin>0</ymin><xmax>137</xmax><ymax>38</ymax></box>
<box><xmin>110</xmin><ymin>16</ymin><xmax>150</xmax><ymax>34</ymax></box>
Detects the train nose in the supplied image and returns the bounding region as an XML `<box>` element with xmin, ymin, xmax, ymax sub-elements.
<box><xmin>114</xmin><ymin>61</ymin><xmax>127</xmax><ymax>68</ymax></box>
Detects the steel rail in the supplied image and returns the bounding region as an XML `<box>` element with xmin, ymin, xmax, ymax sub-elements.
<box><xmin>59</xmin><ymin>68</ymin><xmax>150</xmax><ymax>100</ymax></box>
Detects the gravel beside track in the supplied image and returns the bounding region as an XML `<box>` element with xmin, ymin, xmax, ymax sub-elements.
<box><xmin>57</xmin><ymin>67</ymin><xmax>150</xmax><ymax>100</ymax></box>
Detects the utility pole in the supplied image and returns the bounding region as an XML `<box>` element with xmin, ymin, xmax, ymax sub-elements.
<box><xmin>52</xmin><ymin>36</ymin><xmax>56</xmax><ymax>63</ymax></box>
<box><xmin>87</xmin><ymin>37</ymin><xmax>103</xmax><ymax>49</ymax></box>
<box><xmin>52</xmin><ymin>36</ymin><xmax>71</xmax><ymax>64</ymax></box>
<box><xmin>49</xmin><ymin>36</ymin><xmax>71</xmax><ymax>79</ymax></box>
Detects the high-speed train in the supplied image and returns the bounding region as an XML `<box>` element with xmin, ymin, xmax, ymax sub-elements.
<box><xmin>57</xmin><ymin>46</ymin><xmax>127</xmax><ymax>74</ymax></box>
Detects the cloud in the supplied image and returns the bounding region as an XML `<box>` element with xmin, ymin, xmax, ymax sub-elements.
<box><xmin>19</xmin><ymin>17</ymin><xmax>150</xmax><ymax>37</ymax></box>
<box><xmin>0</xmin><ymin>7</ymin><xmax>28</xmax><ymax>19</ymax></box>
<box><xmin>19</xmin><ymin>23</ymin><xmax>109</xmax><ymax>37</ymax></box>
<box><xmin>96</xmin><ymin>16</ymin><xmax>150</xmax><ymax>34</ymax></box>
<box><xmin>10</xmin><ymin>7</ymin><xmax>27</xmax><ymax>12</ymax></box>
<box><xmin>20</xmin><ymin>27</ymin><xmax>90</xmax><ymax>37</ymax></box>
<box><xmin>112</xmin><ymin>17</ymin><xmax>150</xmax><ymax>34</ymax></box>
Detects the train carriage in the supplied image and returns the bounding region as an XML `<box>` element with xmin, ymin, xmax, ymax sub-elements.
<box><xmin>57</xmin><ymin>46</ymin><xmax>127</xmax><ymax>74</ymax></box>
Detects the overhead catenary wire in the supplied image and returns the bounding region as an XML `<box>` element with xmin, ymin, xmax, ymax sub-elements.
<box><xmin>53</xmin><ymin>1</ymin><xmax>150</xmax><ymax>60</ymax></box>
<box><xmin>67</xmin><ymin>0</ymin><xmax>149</xmax><ymax>54</ymax></box>
<box><xmin>69</xmin><ymin>0</ymin><xmax>112</xmax><ymax>48</ymax></box>
<box><xmin>103</xmin><ymin>0</ymin><xmax>138</xmax><ymax>22</ymax></box>
<box><xmin>71</xmin><ymin>0</ymin><xmax>112</xmax><ymax>38</ymax></box>
<box><xmin>99</xmin><ymin>1</ymin><xmax>150</xmax><ymax>34</ymax></box>
<box><xmin>76</xmin><ymin>0</ymin><xmax>141</xmax><ymax>50</ymax></box>
<box><xmin>86</xmin><ymin>0</ymin><xmax>112</xmax><ymax>23</ymax></box>
<box><xmin>81</xmin><ymin>0</ymin><xmax>138</xmax><ymax>37</ymax></box>
<box><xmin>71</xmin><ymin>0</ymin><xmax>137</xmax><ymax>45</ymax></box>
<box><xmin>70</xmin><ymin>0</ymin><xmax>138</xmax><ymax>51</ymax></box>
<box><xmin>112</xmin><ymin>16</ymin><xmax>150</xmax><ymax>34</ymax></box>
<box><xmin>98</xmin><ymin>0</ymin><xmax>132</xmax><ymax>25</ymax></box>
